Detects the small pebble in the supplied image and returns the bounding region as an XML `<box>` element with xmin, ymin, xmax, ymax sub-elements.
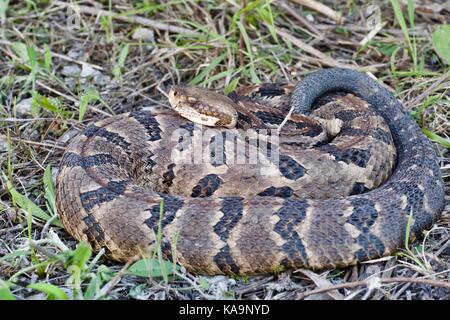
<box><xmin>61</xmin><ymin>65</ymin><xmax>81</xmax><ymax>77</ymax></box>
<box><xmin>81</xmin><ymin>63</ymin><xmax>96</xmax><ymax>78</ymax></box>
<box><xmin>132</xmin><ymin>27</ymin><xmax>155</xmax><ymax>43</ymax></box>
<box><xmin>15</xmin><ymin>97</ymin><xmax>33</xmax><ymax>115</ymax></box>
<box><xmin>0</xmin><ymin>134</ymin><xmax>9</xmax><ymax>152</ymax></box>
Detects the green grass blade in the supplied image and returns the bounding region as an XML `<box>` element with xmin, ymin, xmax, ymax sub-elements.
<box><xmin>113</xmin><ymin>44</ymin><xmax>130</xmax><ymax>79</ymax></box>
<box><xmin>391</xmin><ymin>0</ymin><xmax>416</xmax><ymax>69</ymax></box>
<box><xmin>0</xmin><ymin>281</ymin><xmax>16</xmax><ymax>300</ymax></box>
<box><xmin>2</xmin><ymin>172</ymin><xmax>63</xmax><ymax>227</ymax></box>
<box><xmin>68</xmin><ymin>242</ymin><xmax>92</xmax><ymax>269</ymax></box>
<box><xmin>43</xmin><ymin>164</ymin><xmax>56</xmax><ymax>215</ymax></box>
<box><xmin>27</xmin><ymin>283</ymin><xmax>69</xmax><ymax>300</ymax></box>
<box><xmin>422</xmin><ymin>128</ymin><xmax>450</xmax><ymax>148</ymax></box>
<box><xmin>79</xmin><ymin>88</ymin><xmax>100</xmax><ymax>122</ymax></box>
<box><xmin>127</xmin><ymin>259</ymin><xmax>176</xmax><ymax>278</ymax></box>
<box><xmin>188</xmin><ymin>52</ymin><xmax>226</xmax><ymax>86</ymax></box>
<box><xmin>390</xmin><ymin>0</ymin><xmax>410</xmax><ymax>46</ymax></box>
<box><xmin>0</xmin><ymin>0</ymin><xmax>9</xmax><ymax>24</ymax></box>
<box><xmin>432</xmin><ymin>25</ymin><xmax>450</xmax><ymax>66</ymax></box>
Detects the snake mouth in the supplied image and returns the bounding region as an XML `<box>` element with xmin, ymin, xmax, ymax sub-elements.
<box><xmin>168</xmin><ymin>85</ymin><xmax>185</xmax><ymax>109</ymax></box>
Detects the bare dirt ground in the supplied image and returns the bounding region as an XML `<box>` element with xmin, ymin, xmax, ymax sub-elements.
<box><xmin>0</xmin><ymin>0</ymin><xmax>449</xmax><ymax>300</ymax></box>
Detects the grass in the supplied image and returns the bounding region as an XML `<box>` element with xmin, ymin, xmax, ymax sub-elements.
<box><xmin>0</xmin><ymin>0</ymin><xmax>449</xmax><ymax>300</ymax></box>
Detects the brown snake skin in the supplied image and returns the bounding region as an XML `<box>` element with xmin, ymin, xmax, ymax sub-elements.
<box><xmin>56</xmin><ymin>68</ymin><xmax>445</xmax><ymax>275</ymax></box>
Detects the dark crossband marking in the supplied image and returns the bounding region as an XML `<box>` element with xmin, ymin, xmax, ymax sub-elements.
<box><xmin>214</xmin><ymin>196</ymin><xmax>244</xmax><ymax>241</ymax></box>
<box><xmin>61</xmin><ymin>153</ymin><xmax>120</xmax><ymax>169</ymax></box>
<box><xmin>212</xmin><ymin>196</ymin><xmax>244</xmax><ymax>274</ymax></box>
<box><xmin>392</xmin><ymin>181</ymin><xmax>431</xmax><ymax>235</ymax></box>
<box><xmin>348</xmin><ymin>198</ymin><xmax>385</xmax><ymax>260</ymax></box>
<box><xmin>144</xmin><ymin>153</ymin><xmax>156</xmax><ymax>173</ymax></box>
<box><xmin>349</xmin><ymin>198</ymin><xmax>378</xmax><ymax>232</ymax></box>
<box><xmin>82</xmin><ymin>214</ymin><xmax>106</xmax><ymax>245</ymax></box>
<box><xmin>236</xmin><ymin>111</ymin><xmax>252</xmax><ymax>124</ymax></box>
<box><xmin>209</xmin><ymin>133</ymin><xmax>227</xmax><ymax>167</ymax></box>
<box><xmin>160</xmin><ymin>240</ymin><xmax>173</xmax><ymax>261</ymax></box>
<box><xmin>227</xmin><ymin>91</ymin><xmax>239</xmax><ymax>101</ymax></box>
<box><xmin>82</xmin><ymin>153</ymin><xmax>119</xmax><ymax>169</ymax></box>
<box><xmin>255</xmin><ymin>111</ymin><xmax>284</xmax><ymax>125</ymax></box>
<box><xmin>278</xmin><ymin>155</ymin><xmax>306</xmax><ymax>180</ymax></box>
<box><xmin>354</xmin><ymin>233</ymin><xmax>386</xmax><ymax>261</ymax></box>
<box><xmin>350</xmin><ymin>182</ymin><xmax>370</xmax><ymax>195</ymax></box>
<box><xmin>291</xmin><ymin>121</ymin><xmax>323</xmax><ymax>137</ymax></box>
<box><xmin>83</xmin><ymin>125</ymin><xmax>130</xmax><ymax>150</ymax></box>
<box><xmin>144</xmin><ymin>194</ymin><xmax>183</xmax><ymax>260</ymax></box>
<box><xmin>175</xmin><ymin>122</ymin><xmax>195</xmax><ymax>152</ymax></box>
<box><xmin>312</xmin><ymin>91</ymin><xmax>347</xmax><ymax>108</ymax></box>
<box><xmin>342</xmin><ymin>127</ymin><xmax>392</xmax><ymax>145</ymax></box>
<box><xmin>213</xmin><ymin>245</ymin><xmax>240</xmax><ymax>274</ymax></box>
<box><xmin>264</xmin><ymin>140</ymin><xmax>276</xmax><ymax>159</ymax></box>
<box><xmin>191</xmin><ymin>174</ymin><xmax>223</xmax><ymax>197</ymax></box>
<box><xmin>255</xmin><ymin>84</ymin><xmax>286</xmax><ymax>98</ymax></box>
<box><xmin>258</xmin><ymin>186</ymin><xmax>294</xmax><ymax>198</ymax></box>
<box><xmin>129</xmin><ymin>111</ymin><xmax>161</xmax><ymax>142</ymax></box>
<box><xmin>340</xmin><ymin>127</ymin><xmax>367</xmax><ymax>137</ymax></box>
<box><xmin>144</xmin><ymin>194</ymin><xmax>184</xmax><ymax>231</ymax></box>
<box><xmin>311</xmin><ymin>140</ymin><xmax>328</xmax><ymax>148</ymax></box>
<box><xmin>371</xmin><ymin>128</ymin><xmax>392</xmax><ymax>144</ymax></box>
<box><xmin>162</xmin><ymin>163</ymin><xmax>176</xmax><ymax>188</ymax></box>
<box><xmin>321</xmin><ymin>145</ymin><xmax>371</xmax><ymax>168</ymax></box>
<box><xmin>180</xmin><ymin>121</ymin><xmax>195</xmax><ymax>134</ymax></box>
<box><xmin>274</xmin><ymin>199</ymin><xmax>308</xmax><ymax>266</ymax></box>
<box><xmin>60</xmin><ymin>152</ymin><xmax>82</xmax><ymax>168</ymax></box>
<box><xmin>335</xmin><ymin>109</ymin><xmax>372</xmax><ymax>122</ymax></box>
<box><xmin>80</xmin><ymin>180</ymin><xmax>128</xmax><ymax>213</ymax></box>
<box><xmin>282</xmin><ymin>141</ymin><xmax>312</xmax><ymax>148</ymax></box>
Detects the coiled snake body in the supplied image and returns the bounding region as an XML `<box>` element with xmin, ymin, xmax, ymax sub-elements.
<box><xmin>56</xmin><ymin>69</ymin><xmax>444</xmax><ymax>275</ymax></box>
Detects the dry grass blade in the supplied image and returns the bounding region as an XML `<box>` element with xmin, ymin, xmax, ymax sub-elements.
<box><xmin>276</xmin><ymin>28</ymin><xmax>370</xmax><ymax>71</ymax></box>
<box><xmin>276</xmin><ymin>0</ymin><xmax>323</xmax><ymax>38</ymax></box>
<box><xmin>296</xmin><ymin>277</ymin><xmax>450</xmax><ymax>300</ymax></box>
<box><xmin>296</xmin><ymin>269</ymin><xmax>345</xmax><ymax>300</ymax></box>
<box><xmin>290</xmin><ymin>0</ymin><xmax>344</xmax><ymax>24</ymax></box>
<box><xmin>52</xmin><ymin>1</ymin><xmax>202</xmax><ymax>36</ymax></box>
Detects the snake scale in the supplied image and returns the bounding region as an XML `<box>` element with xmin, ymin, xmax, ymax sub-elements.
<box><xmin>56</xmin><ymin>68</ymin><xmax>445</xmax><ymax>275</ymax></box>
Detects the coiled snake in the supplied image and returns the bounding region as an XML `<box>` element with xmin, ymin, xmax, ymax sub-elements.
<box><xmin>56</xmin><ymin>68</ymin><xmax>445</xmax><ymax>275</ymax></box>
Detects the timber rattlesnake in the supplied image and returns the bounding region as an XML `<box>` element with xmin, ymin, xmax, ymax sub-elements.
<box><xmin>56</xmin><ymin>68</ymin><xmax>444</xmax><ymax>275</ymax></box>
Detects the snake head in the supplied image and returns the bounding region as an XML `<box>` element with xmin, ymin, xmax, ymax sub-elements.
<box><xmin>168</xmin><ymin>85</ymin><xmax>238</xmax><ymax>128</ymax></box>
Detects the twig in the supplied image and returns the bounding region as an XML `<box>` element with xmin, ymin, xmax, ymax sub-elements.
<box><xmin>296</xmin><ymin>276</ymin><xmax>450</xmax><ymax>299</ymax></box>
<box><xmin>359</xmin><ymin>22</ymin><xmax>386</xmax><ymax>46</ymax></box>
<box><xmin>0</xmin><ymin>117</ymin><xmax>57</xmax><ymax>122</ymax></box>
<box><xmin>276</xmin><ymin>0</ymin><xmax>323</xmax><ymax>38</ymax></box>
<box><xmin>391</xmin><ymin>272</ymin><xmax>419</xmax><ymax>299</ymax></box>
<box><xmin>0</xmin><ymin>39</ymin><xmax>104</xmax><ymax>71</ymax></box>
<box><xmin>297</xmin><ymin>269</ymin><xmax>345</xmax><ymax>299</ymax></box>
<box><xmin>9</xmin><ymin>137</ymin><xmax>66</xmax><ymax>151</ymax></box>
<box><xmin>0</xmin><ymin>224</ymin><xmax>24</xmax><ymax>235</ymax></box>
<box><xmin>35</xmin><ymin>80</ymin><xmax>112</xmax><ymax>118</ymax></box>
<box><xmin>28</xmin><ymin>240</ymin><xmax>58</xmax><ymax>259</ymax></box>
<box><xmin>94</xmin><ymin>259</ymin><xmax>135</xmax><ymax>300</ymax></box>
<box><xmin>238</xmin><ymin>0</ymin><xmax>247</xmax><ymax>68</ymax></box>
<box><xmin>173</xmin><ymin>270</ymin><xmax>217</xmax><ymax>300</ymax></box>
<box><xmin>290</xmin><ymin>0</ymin><xmax>344</xmax><ymax>24</ymax></box>
<box><xmin>406</xmin><ymin>71</ymin><xmax>450</xmax><ymax>109</ymax></box>
<box><xmin>52</xmin><ymin>1</ymin><xmax>202</xmax><ymax>37</ymax></box>
<box><xmin>276</xmin><ymin>28</ymin><xmax>367</xmax><ymax>71</ymax></box>
<box><xmin>275</xmin><ymin>27</ymin><xmax>374</xmax><ymax>132</ymax></box>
